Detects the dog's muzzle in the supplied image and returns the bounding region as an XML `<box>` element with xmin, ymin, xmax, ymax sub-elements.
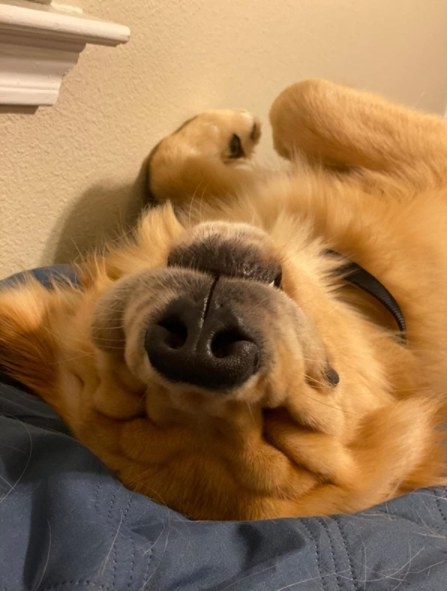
<box><xmin>144</xmin><ymin>222</ymin><xmax>283</xmax><ymax>391</ymax></box>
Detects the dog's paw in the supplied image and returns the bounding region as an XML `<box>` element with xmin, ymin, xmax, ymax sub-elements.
<box><xmin>148</xmin><ymin>109</ymin><xmax>262</xmax><ymax>204</ymax></box>
<box><xmin>170</xmin><ymin>109</ymin><xmax>261</xmax><ymax>164</ymax></box>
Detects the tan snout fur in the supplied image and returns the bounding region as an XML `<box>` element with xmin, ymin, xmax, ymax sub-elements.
<box><xmin>1</xmin><ymin>80</ymin><xmax>447</xmax><ymax>520</ymax></box>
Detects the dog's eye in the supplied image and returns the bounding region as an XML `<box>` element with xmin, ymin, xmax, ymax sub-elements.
<box><xmin>228</xmin><ymin>134</ymin><xmax>244</xmax><ymax>159</ymax></box>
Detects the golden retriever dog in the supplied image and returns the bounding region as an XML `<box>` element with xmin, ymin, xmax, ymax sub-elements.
<box><xmin>1</xmin><ymin>80</ymin><xmax>447</xmax><ymax>520</ymax></box>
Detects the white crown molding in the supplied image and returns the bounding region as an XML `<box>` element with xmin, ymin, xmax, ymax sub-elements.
<box><xmin>0</xmin><ymin>0</ymin><xmax>130</xmax><ymax>106</ymax></box>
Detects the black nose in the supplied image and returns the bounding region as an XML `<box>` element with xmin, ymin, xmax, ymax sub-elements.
<box><xmin>145</xmin><ymin>295</ymin><xmax>261</xmax><ymax>391</ymax></box>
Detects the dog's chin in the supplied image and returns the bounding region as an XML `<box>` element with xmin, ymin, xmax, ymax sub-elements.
<box><xmin>100</xmin><ymin>366</ymin><xmax>324</xmax><ymax>519</ymax></box>
<box><xmin>101</xmin><ymin>365</ymin><xmax>352</xmax><ymax>521</ymax></box>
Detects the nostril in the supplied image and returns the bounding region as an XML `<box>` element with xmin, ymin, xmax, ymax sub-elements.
<box><xmin>211</xmin><ymin>328</ymin><xmax>249</xmax><ymax>358</ymax></box>
<box><xmin>158</xmin><ymin>316</ymin><xmax>188</xmax><ymax>350</ymax></box>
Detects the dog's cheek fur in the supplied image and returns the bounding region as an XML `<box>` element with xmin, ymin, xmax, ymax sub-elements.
<box><xmin>89</xmin><ymin>281</ymin><xmax>146</xmax><ymax>419</ymax></box>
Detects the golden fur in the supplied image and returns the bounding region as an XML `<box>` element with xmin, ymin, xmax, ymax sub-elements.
<box><xmin>1</xmin><ymin>80</ymin><xmax>447</xmax><ymax>520</ymax></box>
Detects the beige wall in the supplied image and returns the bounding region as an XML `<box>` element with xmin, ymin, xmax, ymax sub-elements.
<box><xmin>2</xmin><ymin>0</ymin><xmax>447</xmax><ymax>277</ymax></box>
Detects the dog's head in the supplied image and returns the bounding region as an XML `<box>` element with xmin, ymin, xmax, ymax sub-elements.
<box><xmin>83</xmin><ymin>204</ymin><xmax>439</xmax><ymax>519</ymax></box>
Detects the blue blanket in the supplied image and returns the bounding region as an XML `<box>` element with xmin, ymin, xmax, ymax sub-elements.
<box><xmin>1</xmin><ymin>269</ymin><xmax>446</xmax><ymax>590</ymax></box>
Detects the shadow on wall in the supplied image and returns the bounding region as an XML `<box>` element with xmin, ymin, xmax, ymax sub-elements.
<box><xmin>48</xmin><ymin>159</ymin><xmax>150</xmax><ymax>265</ymax></box>
<box><xmin>0</xmin><ymin>105</ymin><xmax>38</xmax><ymax>115</ymax></box>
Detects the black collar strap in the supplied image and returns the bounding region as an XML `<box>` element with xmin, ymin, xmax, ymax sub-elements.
<box><xmin>328</xmin><ymin>251</ymin><xmax>407</xmax><ymax>341</ymax></box>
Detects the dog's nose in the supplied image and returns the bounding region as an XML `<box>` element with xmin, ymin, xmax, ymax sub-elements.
<box><xmin>145</xmin><ymin>294</ymin><xmax>260</xmax><ymax>391</ymax></box>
